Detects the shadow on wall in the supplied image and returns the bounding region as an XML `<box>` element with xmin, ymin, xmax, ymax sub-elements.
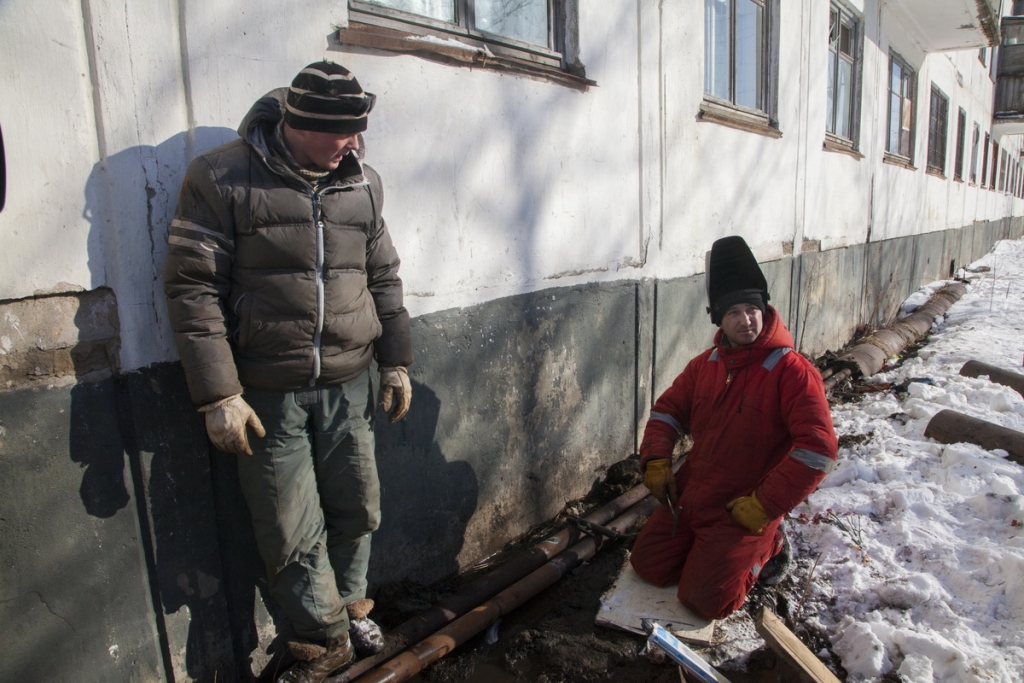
<box><xmin>370</xmin><ymin>378</ymin><xmax>479</xmax><ymax>591</ymax></box>
<box><xmin>75</xmin><ymin>126</ymin><xmax>298</xmax><ymax>681</ymax></box>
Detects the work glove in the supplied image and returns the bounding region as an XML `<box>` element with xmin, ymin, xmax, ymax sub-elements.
<box><xmin>198</xmin><ymin>394</ymin><xmax>266</xmax><ymax>456</ymax></box>
<box><xmin>642</xmin><ymin>458</ymin><xmax>678</xmax><ymax>507</ymax></box>
<box><xmin>379</xmin><ymin>366</ymin><xmax>411</xmax><ymax>423</ymax></box>
<box><xmin>726</xmin><ymin>491</ymin><xmax>770</xmax><ymax>534</ymax></box>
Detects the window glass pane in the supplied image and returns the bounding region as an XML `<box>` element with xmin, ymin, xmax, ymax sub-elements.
<box><xmin>839</xmin><ymin>22</ymin><xmax>852</xmax><ymax>57</ymax></box>
<box><xmin>704</xmin><ymin>0</ymin><xmax>731</xmax><ymax>100</ymax></box>
<box><xmin>826</xmin><ymin>52</ymin><xmax>836</xmax><ymax>133</ymax></box>
<box><xmin>1004</xmin><ymin>23</ymin><xmax>1024</xmax><ymax>45</ymax></box>
<box><xmin>889</xmin><ymin>92</ymin><xmax>901</xmax><ymax>152</ymax></box>
<box><xmin>362</xmin><ymin>0</ymin><xmax>455</xmax><ymax>22</ymax></box>
<box><xmin>475</xmin><ymin>0</ymin><xmax>549</xmax><ymax>47</ymax></box>
<box><xmin>891</xmin><ymin>59</ymin><xmax>902</xmax><ymax>94</ymax></box>
<box><xmin>735</xmin><ymin>0</ymin><xmax>763</xmax><ymax>109</ymax></box>
<box><xmin>901</xmin><ymin>95</ymin><xmax>913</xmax><ymax>156</ymax></box>
<box><xmin>836</xmin><ymin>58</ymin><xmax>852</xmax><ymax>138</ymax></box>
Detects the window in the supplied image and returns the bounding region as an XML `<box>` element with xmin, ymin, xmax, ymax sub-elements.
<box><xmin>704</xmin><ymin>0</ymin><xmax>773</xmax><ymax>113</ymax></box>
<box><xmin>970</xmin><ymin>123</ymin><xmax>980</xmax><ymax>183</ymax></box>
<box><xmin>346</xmin><ymin>0</ymin><xmax>579</xmax><ymax>76</ymax></box>
<box><xmin>826</xmin><ymin>3</ymin><xmax>860</xmax><ymax>143</ymax></box>
<box><xmin>982</xmin><ymin>133</ymin><xmax>990</xmax><ymax>187</ymax></box>
<box><xmin>979</xmin><ymin>47</ymin><xmax>988</xmax><ymax>65</ymax></box>
<box><xmin>954</xmin><ymin>108</ymin><xmax>966</xmax><ymax>181</ymax></box>
<box><xmin>1000</xmin><ymin>148</ymin><xmax>1008</xmax><ymax>191</ymax></box>
<box><xmin>887</xmin><ymin>52</ymin><xmax>916</xmax><ymax>160</ymax></box>
<box><xmin>926</xmin><ymin>86</ymin><xmax>948</xmax><ymax>175</ymax></box>
<box><xmin>991</xmin><ymin>140</ymin><xmax>999</xmax><ymax>188</ymax></box>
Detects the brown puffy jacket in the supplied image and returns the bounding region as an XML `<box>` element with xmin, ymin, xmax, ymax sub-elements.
<box><xmin>163</xmin><ymin>91</ymin><xmax>412</xmax><ymax>405</ymax></box>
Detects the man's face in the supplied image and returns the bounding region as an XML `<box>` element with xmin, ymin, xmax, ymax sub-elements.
<box><xmin>285</xmin><ymin>127</ymin><xmax>360</xmax><ymax>171</ymax></box>
<box><xmin>720</xmin><ymin>303</ymin><xmax>763</xmax><ymax>346</ymax></box>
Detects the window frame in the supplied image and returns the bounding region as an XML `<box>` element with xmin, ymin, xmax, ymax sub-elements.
<box><xmin>982</xmin><ymin>133</ymin><xmax>990</xmax><ymax>187</ymax></box>
<box><xmin>991</xmin><ymin>139</ymin><xmax>1000</xmax><ymax>188</ymax></box>
<box><xmin>970</xmin><ymin>123</ymin><xmax>980</xmax><ymax>183</ymax></box>
<box><xmin>953</xmin><ymin>107</ymin><xmax>966</xmax><ymax>181</ymax></box>
<box><xmin>885</xmin><ymin>51</ymin><xmax>917</xmax><ymax>164</ymax></box>
<box><xmin>344</xmin><ymin>0</ymin><xmax>589</xmax><ymax>85</ymax></box>
<box><xmin>700</xmin><ymin>0</ymin><xmax>781</xmax><ymax>135</ymax></box>
<box><xmin>925</xmin><ymin>85</ymin><xmax>949</xmax><ymax>176</ymax></box>
<box><xmin>825</xmin><ymin>1</ymin><xmax>863</xmax><ymax>150</ymax></box>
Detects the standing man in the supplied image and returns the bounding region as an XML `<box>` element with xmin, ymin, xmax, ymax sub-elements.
<box><xmin>164</xmin><ymin>61</ymin><xmax>412</xmax><ymax>682</ymax></box>
<box><xmin>631</xmin><ymin>236</ymin><xmax>837</xmax><ymax>620</ymax></box>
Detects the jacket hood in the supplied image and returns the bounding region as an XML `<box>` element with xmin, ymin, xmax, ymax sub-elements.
<box><xmin>237</xmin><ymin>87</ymin><xmax>367</xmax><ymax>164</ymax></box>
<box><xmin>713</xmin><ymin>305</ymin><xmax>793</xmax><ymax>354</ymax></box>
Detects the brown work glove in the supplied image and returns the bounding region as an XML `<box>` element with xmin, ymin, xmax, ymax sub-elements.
<box><xmin>379</xmin><ymin>366</ymin><xmax>411</xmax><ymax>423</ymax></box>
<box><xmin>642</xmin><ymin>458</ymin><xmax>678</xmax><ymax>507</ymax></box>
<box><xmin>198</xmin><ymin>394</ymin><xmax>266</xmax><ymax>456</ymax></box>
<box><xmin>725</xmin><ymin>491</ymin><xmax>770</xmax><ymax>534</ymax></box>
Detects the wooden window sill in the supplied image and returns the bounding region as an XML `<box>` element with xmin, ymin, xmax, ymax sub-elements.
<box><xmin>698</xmin><ymin>99</ymin><xmax>782</xmax><ymax>139</ymax></box>
<box><xmin>883</xmin><ymin>152</ymin><xmax>916</xmax><ymax>170</ymax></box>
<box><xmin>926</xmin><ymin>168</ymin><xmax>946</xmax><ymax>180</ymax></box>
<box><xmin>823</xmin><ymin>135</ymin><xmax>863</xmax><ymax>159</ymax></box>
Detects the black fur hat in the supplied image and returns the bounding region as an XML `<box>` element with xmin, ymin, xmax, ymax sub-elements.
<box><xmin>705</xmin><ymin>236</ymin><xmax>770</xmax><ymax>325</ymax></box>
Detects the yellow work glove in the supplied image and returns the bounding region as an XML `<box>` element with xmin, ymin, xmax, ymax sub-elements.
<box><xmin>726</xmin><ymin>491</ymin><xmax>771</xmax><ymax>534</ymax></box>
<box><xmin>198</xmin><ymin>394</ymin><xmax>266</xmax><ymax>456</ymax></box>
<box><xmin>379</xmin><ymin>366</ymin><xmax>412</xmax><ymax>423</ymax></box>
<box><xmin>642</xmin><ymin>458</ymin><xmax>678</xmax><ymax>507</ymax></box>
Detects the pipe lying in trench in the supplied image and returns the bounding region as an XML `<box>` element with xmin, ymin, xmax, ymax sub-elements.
<box><xmin>822</xmin><ymin>282</ymin><xmax>967</xmax><ymax>392</ymax></box>
<box><xmin>924</xmin><ymin>408</ymin><xmax>1024</xmax><ymax>465</ymax></box>
<box><xmin>354</xmin><ymin>495</ymin><xmax>660</xmax><ymax>683</ymax></box>
<box><xmin>330</xmin><ymin>476</ymin><xmax>657</xmax><ymax>683</ymax></box>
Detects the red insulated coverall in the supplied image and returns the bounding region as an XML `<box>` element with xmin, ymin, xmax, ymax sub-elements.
<box><xmin>630</xmin><ymin>306</ymin><xmax>837</xmax><ymax>619</ymax></box>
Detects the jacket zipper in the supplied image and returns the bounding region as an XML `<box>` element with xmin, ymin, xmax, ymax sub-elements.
<box><xmin>253</xmin><ymin>149</ymin><xmax>370</xmax><ymax>387</ymax></box>
<box><xmin>310</xmin><ymin>191</ymin><xmax>325</xmax><ymax>386</ymax></box>
<box><xmin>307</xmin><ymin>184</ymin><xmax>364</xmax><ymax>386</ymax></box>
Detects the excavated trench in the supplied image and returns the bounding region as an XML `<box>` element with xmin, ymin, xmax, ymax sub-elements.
<box><xmin>336</xmin><ymin>280</ymin><xmax>993</xmax><ymax>683</ymax></box>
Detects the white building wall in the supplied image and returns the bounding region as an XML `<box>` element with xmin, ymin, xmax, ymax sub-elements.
<box><xmin>1</xmin><ymin>0</ymin><xmax>1021</xmax><ymax>371</ymax></box>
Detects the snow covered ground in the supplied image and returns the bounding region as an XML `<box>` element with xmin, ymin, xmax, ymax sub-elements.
<box><xmin>793</xmin><ymin>238</ymin><xmax>1024</xmax><ymax>682</ymax></box>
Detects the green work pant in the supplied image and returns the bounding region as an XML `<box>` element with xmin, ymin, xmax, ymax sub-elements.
<box><xmin>238</xmin><ymin>370</ymin><xmax>380</xmax><ymax>641</ymax></box>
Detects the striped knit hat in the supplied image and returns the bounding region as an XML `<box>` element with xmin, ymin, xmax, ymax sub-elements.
<box><xmin>284</xmin><ymin>61</ymin><xmax>376</xmax><ymax>134</ymax></box>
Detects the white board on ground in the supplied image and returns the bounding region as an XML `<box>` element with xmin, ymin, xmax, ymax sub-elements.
<box><xmin>596</xmin><ymin>563</ymin><xmax>715</xmax><ymax>643</ymax></box>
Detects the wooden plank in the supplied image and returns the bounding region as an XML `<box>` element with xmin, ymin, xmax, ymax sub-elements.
<box><xmin>596</xmin><ymin>564</ymin><xmax>715</xmax><ymax>644</ymax></box>
<box><xmin>754</xmin><ymin>607</ymin><xmax>841</xmax><ymax>683</ymax></box>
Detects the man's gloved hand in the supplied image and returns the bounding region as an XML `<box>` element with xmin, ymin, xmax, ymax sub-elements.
<box><xmin>642</xmin><ymin>458</ymin><xmax>678</xmax><ymax>507</ymax></box>
<box><xmin>379</xmin><ymin>366</ymin><xmax>411</xmax><ymax>423</ymax></box>
<box><xmin>725</xmin><ymin>491</ymin><xmax>770</xmax><ymax>534</ymax></box>
<box><xmin>198</xmin><ymin>394</ymin><xmax>266</xmax><ymax>456</ymax></box>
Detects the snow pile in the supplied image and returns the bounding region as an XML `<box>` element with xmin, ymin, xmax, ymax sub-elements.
<box><xmin>793</xmin><ymin>238</ymin><xmax>1024</xmax><ymax>682</ymax></box>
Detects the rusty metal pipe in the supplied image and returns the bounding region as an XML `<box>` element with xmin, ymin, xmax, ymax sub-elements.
<box><xmin>822</xmin><ymin>367</ymin><xmax>853</xmax><ymax>393</ymax></box>
<box><xmin>924</xmin><ymin>409</ymin><xmax>1024</xmax><ymax>464</ymax></box>
<box><xmin>960</xmin><ymin>360</ymin><xmax>1024</xmax><ymax>398</ymax></box>
<box><xmin>353</xmin><ymin>496</ymin><xmax>660</xmax><ymax>683</ymax></box>
<box><xmin>330</xmin><ymin>477</ymin><xmax>656</xmax><ymax>682</ymax></box>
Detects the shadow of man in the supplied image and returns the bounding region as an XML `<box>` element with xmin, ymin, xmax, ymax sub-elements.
<box><xmin>78</xmin><ymin>126</ymin><xmax>290</xmax><ymax>682</ymax></box>
<box><xmin>370</xmin><ymin>378</ymin><xmax>479</xmax><ymax>592</ymax></box>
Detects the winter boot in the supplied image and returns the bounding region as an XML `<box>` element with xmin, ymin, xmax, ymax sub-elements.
<box><xmin>277</xmin><ymin>634</ymin><xmax>355</xmax><ymax>683</ymax></box>
<box><xmin>347</xmin><ymin>598</ymin><xmax>386</xmax><ymax>656</ymax></box>
<box><xmin>758</xmin><ymin>526</ymin><xmax>792</xmax><ymax>586</ymax></box>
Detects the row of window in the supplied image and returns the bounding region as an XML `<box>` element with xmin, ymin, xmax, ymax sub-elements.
<box><xmin>350</xmin><ymin>0</ymin><xmax>1021</xmax><ymax>195</ymax></box>
<box><xmin>704</xmin><ymin>0</ymin><xmax>1020</xmax><ymax>193</ymax></box>
<box><xmin>903</xmin><ymin>61</ymin><xmax>1021</xmax><ymax>197</ymax></box>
